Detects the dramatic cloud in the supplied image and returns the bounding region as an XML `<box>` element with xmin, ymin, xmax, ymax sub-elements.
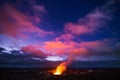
<box><xmin>44</xmin><ymin>41</ymin><xmax>76</xmax><ymax>55</ymax></box>
<box><xmin>42</xmin><ymin>38</ymin><xmax>117</xmax><ymax>60</ymax></box>
<box><xmin>64</xmin><ymin>7</ymin><xmax>112</xmax><ymax>35</ymax></box>
<box><xmin>0</xmin><ymin>0</ymin><xmax>119</xmax><ymax>63</ymax></box>
<box><xmin>0</xmin><ymin>4</ymin><xmax>53</xmax><ymax>38</ymax></box>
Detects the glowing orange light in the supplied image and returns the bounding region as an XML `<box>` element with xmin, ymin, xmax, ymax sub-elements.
<box><xmin>53</xmin><ymin>62</ymin><xmax>67</xmax><ymax>75</ymax></box>
<box><xmin>54</xmin><ymin>71</ymin><xmax>61</xmax><ymax>75</ymax></box>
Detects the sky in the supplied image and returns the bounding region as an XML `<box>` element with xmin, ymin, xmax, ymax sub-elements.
<box><xmin>0</xmin><ymin>0</ymin><xmax>120</xmax><ymax>67</ymax></box>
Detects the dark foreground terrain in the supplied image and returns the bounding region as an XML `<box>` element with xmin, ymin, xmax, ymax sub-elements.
<box><xmin>0</xmin><ymin>68</ymin><xmax>120</xmax><ymax>80</ymax></box>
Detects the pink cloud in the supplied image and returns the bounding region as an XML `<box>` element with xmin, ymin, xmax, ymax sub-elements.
<box><xmin>44</xmin><ymin>41</ymin><xmax>73</xmax><ymax>50</ymax></box>
<box><xmin>0</xmin><ymin>4</ymin><xmax>53</xmax><ymax>38</ymax></box>
<box><xmin>65</xmin><ymin>23</ymin><xmax>91</xmax><ymax>35</ymax></box>
<box><xmin>80</xmin><ymin>40</ymin><xmax>108</xmax><ymax>48</ymax></box>
<box><xmin>68</xmin><ymin>47</ymin><xmax>88</xmax><ymax>56</ymax></box>
<box><xmin>43</xmin><ymin>40</ymin><xmax>88</xmax><ymax>56</ymax></box>
<box><xmin>33</xmin><ymin>5</ymin><xmax>47</xmax><ymax>13</ymax></box>
<box><xmin>44</xmin><ymin>41</ymin><xmax>76</xmax><ymax>55</ymax></box>
<box><xmin>43</xmin><ymin>38</ymin><xmax>114</xmax><ymax>57</ymax></box>
<box><xmin>55</xmin><ymin>34</ymin><xmax>74</xmax><ymax>41</ymax></box>
<box><xmin>64</xmin><ymin>9</ymin><xmax>111</xmax><ymax>35</ymax></box>
<box><xmin>33</xmin><ymin>5</ymin><xmax>47</xmax><ymax>23</ymax></box>
<box><xmin>22</xmin><ymin>45</ymin><xmax>47</xmax><ymax>57</ymax></box>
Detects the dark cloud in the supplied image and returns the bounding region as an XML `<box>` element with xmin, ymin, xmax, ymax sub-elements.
<box><xmin>0</xmin><ymin>47</ymin><xmax>5</xmax><ymax>52</ymax></box>
<box><xmin>21</xmin><ymin>45</ymin><xmax>47</xmax><ymax>58</ymax></box>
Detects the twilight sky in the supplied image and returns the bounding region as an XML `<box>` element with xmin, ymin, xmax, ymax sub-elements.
<box><xmin>0</xmin><ymin>0</ymin><xmax>120</xmax><ymax>67</ymax></box>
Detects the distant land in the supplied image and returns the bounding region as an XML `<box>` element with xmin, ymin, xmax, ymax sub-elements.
<box><xmin>1</xmin><ymin>54</ymin><xmax>120</xmax><ymax>68</ymax></box>
<box><xmin>0</xmin><ymin>47</ymin><xmax>120</xmax><ymax>68</ymax></box>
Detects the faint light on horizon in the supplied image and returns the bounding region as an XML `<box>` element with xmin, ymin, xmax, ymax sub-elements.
<box><xmin>45</xmin><ymin>56</ymin><xmax>66</xmax><ymax>61</ymax></box>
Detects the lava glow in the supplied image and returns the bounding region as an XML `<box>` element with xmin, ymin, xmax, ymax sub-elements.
<box><xmin>53</xmin><ymin>62</ymin><xmax>67</xmax><ymax>75</ymax></box>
